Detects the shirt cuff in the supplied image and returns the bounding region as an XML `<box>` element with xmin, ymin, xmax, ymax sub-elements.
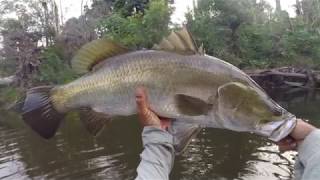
<box><xmin>297</xmin><ymin>129</ymin><xmax>320</xmax><ymax>166</ymax></box>
<box><xmin>142</xmin><ymin>126</ymin><xmax>174</xmax><ymax>147</ymax></box>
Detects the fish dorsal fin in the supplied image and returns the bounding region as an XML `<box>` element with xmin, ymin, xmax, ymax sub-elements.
<box><xmin>71</xmin><ymin>39</ymin><xmax>129</xmax><ymax>74</ymax></box>
<box><xmin>153</xmin><ymin>27</ymin><xmax>204</xmax><ymax>55</ymax></box>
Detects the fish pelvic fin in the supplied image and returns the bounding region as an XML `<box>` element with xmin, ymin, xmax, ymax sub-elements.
<box><xmin>174</xmin><ymin>94</ymin><xmax>212</xmax><ymax>116</ymax></box>
<box><xmin>71</xmin><ymin>38</ymin><xmax>130</xmax><ymax>74</ymax></box>
<box><xmin>152</xmin><ymin>27</ymin><xmax>205</xmax><ymax>55</ymax></box>
<box><xmin>79</xmin><ymin>108</ymin><xmax>112</xmax><ymax>136</ymax></box>
<box><xmin>169</xmin><ymin>120</ymin><xmax>202</xmax><ymax>155</ymax></box>
<box><xmin>22</xmin><ymin>86</ymin><xmax>65</xmax><ymax>139</ymax></box>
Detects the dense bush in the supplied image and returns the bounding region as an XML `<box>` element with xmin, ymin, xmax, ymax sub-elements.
<box><xmin>2</xmin><ymin>0</ymin><xmax>320</xmax><ymax>89</ymax></box>
<box><xmin>97</xmin><ymin>0</ymin><xmax>172</xmax><ymax>49</ymax></box>
<box><xmin>37</xmin><ymin>47</ymin><xmax>77</xmax><ymax>84</ymax></box>
<box><xmin>186</xmin><ymin>0</ymin><xmax>320</xmax><ymax>69</ymax></box>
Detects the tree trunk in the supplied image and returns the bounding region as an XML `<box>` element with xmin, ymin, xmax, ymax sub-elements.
<box><xmin>296</xmin><ymin>0</ymin><xmax>302</xmax><ymax>16</ymax></box>
<box><xmin>275</xmin><ymin>0</ymin><xmax>282</xmax><ymax>14</ymax></box>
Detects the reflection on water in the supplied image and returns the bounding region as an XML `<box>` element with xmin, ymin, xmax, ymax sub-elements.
<box><xmin>0</xmin><ymin>89</ymin><xmax>319</xmax><ymax>180</ymax></box>
<box><xmin>171</xmin><ymin>130</ymin><xmax>296</xmax><ymax>180</ymax></box>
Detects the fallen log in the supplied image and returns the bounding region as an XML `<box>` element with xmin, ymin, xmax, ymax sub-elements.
<box><xmin>248</xmin><ymin>71</ymin><xmax>307</xmax><ymax>79</ymax></box>
<box><xmin>283</xmin><ymin>81</ymin><xmax>305</xmax><ymax>88</ymax></box>
<box><xmin>245</xmin><ymin>67</ymin><xmax>320</xmax><ymax>89</ymax></box>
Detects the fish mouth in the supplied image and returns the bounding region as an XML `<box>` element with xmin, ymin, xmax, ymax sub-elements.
<box><xmin>271</xmin><ymin>105</ymin><xmax>283</xmax><ymax>116</ymax></box>
<box><xmin>254</xmin><ymin>113</ymin><xmax>297</xmax><ymax>142</ymax></box>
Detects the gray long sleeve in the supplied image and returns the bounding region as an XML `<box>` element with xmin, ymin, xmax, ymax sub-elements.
<box><xmin>294</xmin><ymin>129</ymin><xmax>320</xmax><ymax>180</ymax></box>
<box><xmin>135</xmin><ymin>127</ymin><xmax>175</xmax><ymax>180</ymax></box>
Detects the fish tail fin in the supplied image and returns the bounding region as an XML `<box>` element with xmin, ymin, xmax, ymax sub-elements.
<box><xmin>22</xmin><ymin>86</ymin><xmax>65</xmax><ymax>139</ymax></box>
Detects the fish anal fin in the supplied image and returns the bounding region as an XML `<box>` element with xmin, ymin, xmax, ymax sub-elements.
<box><xmin>174</xmin><ymin>94</ymin><xmax>212</xmax><ymax>116</ymax></box>
<box><xmin>79</xmin><ymin>108</ymin><xmax>112</xmax><ymax>136</ymax></box>
<box><xmin>152</xmin><ymin>27</ymin><xmax>204</xmax><ymax>55</ymax></box>
<box><xmin>71</xmin><ymin>39</ymin><xmax>129</xmax><ymax>74</ymax></box>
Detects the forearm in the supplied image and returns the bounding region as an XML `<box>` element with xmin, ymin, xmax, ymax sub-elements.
<box><xmin>295</xmin><ymin>129</ymin><xmax>320</xmax><ymax>180</ymax></box>
<box><xmin>135</xmin><ymin>127</ymin><xmax>175</xmax><ymax>180</ymax></box>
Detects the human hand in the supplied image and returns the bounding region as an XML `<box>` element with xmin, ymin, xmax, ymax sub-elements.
<box><xmin>135</xmin><ymin>87</ymin><xmax>171</xmax><ymax>130</ymax></box>
<box><xmin>135</xmin><ymin>87</ymin><xmax>202</xmax><ymax>154</ymax></box>
<box><xmin>277</xmin><ymin>119</ymin><xmax>316</xmax><ymax>152</ymax></box>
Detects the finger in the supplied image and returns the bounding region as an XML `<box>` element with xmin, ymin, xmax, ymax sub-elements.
<box><xmin>276</xmin><ymin>138</ymin><xmax>294</xmax><ymax>151</ymax></box>
<box><xmin>277</xmin><ymin>138</ymin><xmax>293</xmax><ymax>146</ymax></box>
<box><xmin>160</xmin><ymin>118</ymin><xmax>172</xmax><ymax>130</ymax></box>
<box><xmin>278</xmin><ymin>144</ymin><xmax>290</xmax><ymax>152</ymax></box>
<box><xmin>135</xmin><ymin>87</ymin><xmax>160</xmax><ymax>127</ymax></box>
<box><xmin>135</xmin><ymin>87</ymin><xmax>149</xmax><ymax>114</ymax></box>
<box><xmin>278</xmin><ymin>142</ymin><xmax>297</xmax><ymax>152</ymax></box>
<box><xmin>135</xmin><ymin>87</ymin><xmax>150</xmax><ymax>123</ymax></box>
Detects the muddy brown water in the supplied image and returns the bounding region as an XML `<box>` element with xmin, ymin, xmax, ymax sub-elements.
<box><xmin>0</xmin><ymin>89</ymin><xmax>319</xmax><ymax>180</ymax></box>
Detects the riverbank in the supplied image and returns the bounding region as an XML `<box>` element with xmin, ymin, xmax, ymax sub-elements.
<box><xmin>245</xmin><ymin>67</ymin><xmax>320</xmax><ymax>89</ymax></box>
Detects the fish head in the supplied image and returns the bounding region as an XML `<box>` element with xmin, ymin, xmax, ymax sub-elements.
<box><xmin>215</xmin><ymin>82</ymin><xmax>296</xmax><ymax>141</ymax></box>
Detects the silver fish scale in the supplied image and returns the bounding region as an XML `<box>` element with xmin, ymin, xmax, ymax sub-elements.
<box><xmin>56</xmin><ymin>50</ymin><xmax>257</xmax><ymax>122</ymax></box>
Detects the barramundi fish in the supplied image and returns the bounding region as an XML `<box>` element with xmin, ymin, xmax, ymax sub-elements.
<box><xmin>22</xmin><ymin>28</ymin><xmax>296</xmax><ymax>141</ymax></box>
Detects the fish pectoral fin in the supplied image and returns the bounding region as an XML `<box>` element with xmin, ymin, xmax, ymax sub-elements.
<box><xmin>79</xmin><ymin>108</ymin><xmax>112</xmax><ymax>136</ymax></box>
<box><xmin>71</xmin><ymin>39</ymin><xmax>130</xmax><ymax>74</ymax></box>
<box><xmin>174</xmin><ymin>94</ymin><xmax>212</xmax><ymax>116</ymax></box>
<box><xmin>152</xmin><ymin>27</ymin><xmax>205</xmax><ymax>55</ymax></box>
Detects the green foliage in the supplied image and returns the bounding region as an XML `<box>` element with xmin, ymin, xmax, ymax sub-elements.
<box><xmin>98</xmin><ymin>0</ymin><xmax>171</xmax><ymax>48</ymax></box>
<box><xmin>0</xmin><ymin>86</ymin><xmax>21</xmax><ymax>106</ymax></box>
<box><xmin>37</xmin><ymin>46</ymin><xmax>77</xmax><ymax>84</ymax></box>
<box><xmin>237</xmin><ymin>24</ymin><xmax>279</xmax><ymax>67</ymax></box>
<box><xmin>283</xmin><ymin>28</ymin><xmax>320</xmax><ymax>59</ymax></box>
<box><xmin>2</xmin><ymin>0</ymin><xmax>320</xmax><ymax>91</ymax></box>
<box><xmin>186</xmin><ymin>0</ymin><xmax>269</xmax><ymax>66</ymax></box>
<box><xmin>113</xmin><ymin>0</ymin><xmax>149</xmax><ymax>17</ymax></box>
<box><xmin>187</xmin><ymin>0</ymin><xmax>320</xmax><ymax>68</ymax></box>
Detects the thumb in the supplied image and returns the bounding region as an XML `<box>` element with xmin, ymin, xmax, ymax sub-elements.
<box><xmin>135</xmin><ymin>87</ymin><xmax>160</xmax><ymax>127</ymax></box>
<box><xmin>135</xmin><ymin>87</ymin><xmax>149</xmax><ymax>115</ymax></box>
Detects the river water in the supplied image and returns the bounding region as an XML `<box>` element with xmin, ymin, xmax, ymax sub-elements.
<box><xmin>0</xmin><ymin>89</ymin><xmax>319</xmax><ymax>180</ymax></box>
